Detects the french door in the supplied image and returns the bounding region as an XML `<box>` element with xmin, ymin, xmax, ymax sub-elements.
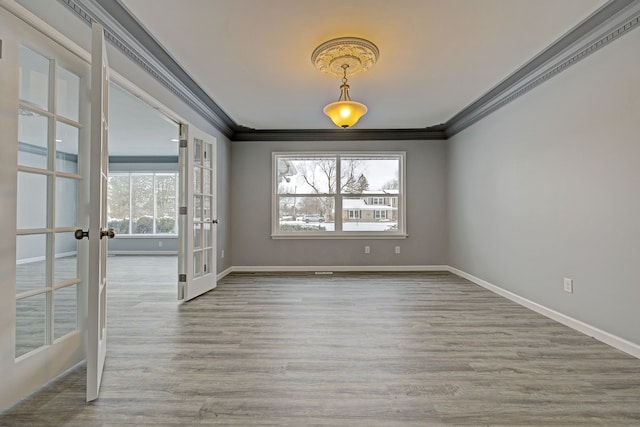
<box><xmin>0</xmin><ymin>7</ymin><xmax>89</xmax><ymax>410</ymax></box>
<box><xmin>85</xmin><ymin>22</ymin><xmax>112</xmax><ymax>402</ymax></box>
<box><xmin>178</xmin><ymin>124</ymin><xmax>217</xmax><ymax>301</ymax></box>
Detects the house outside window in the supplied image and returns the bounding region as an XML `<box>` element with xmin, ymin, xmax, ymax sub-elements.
<box><xmin>374</xmin><ymin>210</ymin><xmax>387</xmax><ymax>220</ymax></box>
<box><xmin>273</xmin><ymin>152</ymin><xmax>406</xmax><ymax>238</ymax></box>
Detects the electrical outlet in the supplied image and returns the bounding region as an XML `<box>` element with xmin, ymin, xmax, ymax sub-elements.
<box><xmin>564</xmin><ymin>278</ymin><xmax>573</xmax><ymax>293</ymax></box>
<box><xmin>364</xmin><ymin>245</ymin><xmax>370</xmax><ymax>254</ymax></box>
<box><xmin>158</xmin><ymin>241</ymin><xmax>163</xmax><ymax>247</ymax></box>
<box><xmin>395</xmin><ymin>246</ymin><xmax>401</xmax><ymax>254</ymax></box>
<box><xmin>221</xmin><ymin>249</ymin><xmax>225</xmax><ymax>259</ymax></box>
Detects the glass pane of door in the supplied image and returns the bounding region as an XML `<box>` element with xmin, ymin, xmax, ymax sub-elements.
<box><xmin>15</xmin><ymin>45</ymin><xmax>83</xmax><ymax>361</ymax></box>
<box><xmin>15</xmin><ymin>294</ymin><xmax>47</xmax><ymax>358</ymax></box>
<box><xmin>18</xmin><ymin>110</ymin><xmax>48</xmax><ymax>169</ymax></box>
<box><xmin>19</xmin><ymin>46</ymin><xmax>50</xmax><ymax>110</ymax></box>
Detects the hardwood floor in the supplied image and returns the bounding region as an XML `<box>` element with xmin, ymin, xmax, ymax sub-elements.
<box><xmin>2</xmin><ymin>256</ymin><xmax>640</xmax><ymax>426</ymax></box>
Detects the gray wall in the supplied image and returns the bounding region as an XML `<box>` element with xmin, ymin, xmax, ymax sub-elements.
<box><xmin>447</xmin><ymin>28</ymin><xmax>640</xmax><ymax>344</ymax></box>
<box><xmin>231</xmin><ymin>140</ymin><xmax>448</xmax><ymax>267</ymax></box>
<box><xmin>102</xmin><ymin>32</ymin><xmax>233</xmax><ymax>274</ymax></box>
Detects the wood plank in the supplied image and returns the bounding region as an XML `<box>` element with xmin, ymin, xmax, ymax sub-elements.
<box><xmin>2</xmin><ymin>256</ymin><xmax>639</xmax><ymax>425</ymax></box>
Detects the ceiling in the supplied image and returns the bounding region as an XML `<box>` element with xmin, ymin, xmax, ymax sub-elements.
<box><xmin>117</xmin><ymin>0</ymin><xmax>605</xmax><ymax>131</ymax></box>
<box><xmin>109</xmin><ymin>83</ymin><xmax>179</xmax><ymax>156</ymax></box>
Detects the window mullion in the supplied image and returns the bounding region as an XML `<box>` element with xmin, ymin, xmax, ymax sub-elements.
<box><xmin>335</xmin><ymin>155</ymin><xmax>342</xmax><ymax>232</ymax></box>
<box><xmin>153</xmin><ymin>173</ymin><xmax>157</xmax><ymax>234</ymax></box>
<box><xmin>128</xmin><ymin>173</ymin><xmax>132</xmax><ymax>234</ymax></box>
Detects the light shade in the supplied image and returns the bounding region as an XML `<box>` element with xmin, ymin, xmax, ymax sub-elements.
<box><xmin>323</xmin><ymin>100</ymin><xmax>368</xmax><ymax>128</ymax></box>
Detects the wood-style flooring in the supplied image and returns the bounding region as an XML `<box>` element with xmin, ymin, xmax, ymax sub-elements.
<box><xmin>1</xmin><ymin>255</ymin><xmax>639</xmax><ymax>426</ymax></box>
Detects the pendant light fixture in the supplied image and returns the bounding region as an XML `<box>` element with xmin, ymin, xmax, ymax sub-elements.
<box><xmin>311</xmin><ymin>37</ymin><xmax>379</xmax><ymax>128</ymax></box>
<box><xmin>322</xmin><ymin>64</ymin><xmax>368</xmax><ymax>128</ymax></box>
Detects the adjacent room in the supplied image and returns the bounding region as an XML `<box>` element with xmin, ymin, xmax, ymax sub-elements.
<box><xmin>1</xmin><ymin>0</ymin><xmax>639</xmax><ymax>425</ymax></box>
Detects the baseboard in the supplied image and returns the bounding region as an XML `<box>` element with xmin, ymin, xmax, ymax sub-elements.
<box><xmin>216</xmin><ymin>266</ymin><xmax>233</xmax><ymax>281</ymax></box>
<box><xmin>108</xmin><ymin>250</ymin><xmax>178</xmax><ymax>256</ymax></box>
<box><xmin>16</xmin><ymin>252</ymin><xmax>77</xmax><ymax>265</ymax></box>
<box><xmin>229</xmin><ymin>265</ymin><xmax>449</xmax><ymax>273</ymax></box>
<box><xmin>447</xmin><ymin>266</ymin><xmax>640</xmax><ymax>359</ymax></box>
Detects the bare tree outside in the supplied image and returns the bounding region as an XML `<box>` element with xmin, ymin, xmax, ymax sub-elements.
<box><xmin>275</xmin><ymin>154</ymin><xmax>404</xmax><ymax>234</ymax></box>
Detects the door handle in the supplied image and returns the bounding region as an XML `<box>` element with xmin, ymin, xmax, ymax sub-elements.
<box><xmin>212</xmin><ymin>219</ymin><xmax>219</xmax><ymax>224</ymax></box>
<box><xmin>100</xmin><ymin>228</ymin><xmax>116</xmax><ymax>239</ymax></box>
<box><xmin>74</xmin><ymin>229</ymin><xmax>89</xmax><ymax>240</ymax></box>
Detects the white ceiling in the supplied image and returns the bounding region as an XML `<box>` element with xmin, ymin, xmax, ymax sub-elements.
<box><xmin>109</xmin><ymin>83</ymin><xmax>179</xmax><ymax>156</ymax></box>
<box><xmin>119</xmin><ymin>0</ymin><xmax>605</xmax><ymax>130</ymax></box>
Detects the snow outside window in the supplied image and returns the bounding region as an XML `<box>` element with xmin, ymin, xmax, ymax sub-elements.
<box><xmin>273</xmin><ymin>152</ymin><xmax>406</xmax><ymax>238</ymax></box>
<box><xmin>107</xmin><ymin>172</ymin><xmax>178</xmax><ymax>235</ymax></box>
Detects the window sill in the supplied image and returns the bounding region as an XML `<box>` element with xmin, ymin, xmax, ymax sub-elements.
<box><xmin>271</xmin><ymin>233</ymin><xmax>408</xmax><ymax>240</ymax></box>
<box><xmin>113</xmin><ymin>234</ymin><xmax>178</xmax><ymax>238</ymax></box>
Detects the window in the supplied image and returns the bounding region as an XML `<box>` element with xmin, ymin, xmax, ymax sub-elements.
<box><xmin>107</xmin><ymin>172</ymin><xmax>178</xmax><ymax>235</ymax></box>
<box><xmin>374</xmin><ymin>210</ymin><xmax>387</xmax><ymax>220</ymax></box>
<box><xmin>273</xmin><ymin>152</ymin><xmax>405</xmax><ymax>238</ymax></box>
<box><xmin>16</xmin><ymin>46</ymin><xmax>83</xmax><ymax>358</ymax></box>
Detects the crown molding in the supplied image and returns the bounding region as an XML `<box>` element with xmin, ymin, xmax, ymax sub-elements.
<box><xmin>444</xmin><ymin>0</ymin><xmax>640</xmax><ymax>137</ymax></box>
<box><xmin>233</xmin><ymin>127</ymin><xmax>446</xmax><ymax>142</ymax></box>
<box><xmin>58</xmin><ymin>0</ymin><xmax>640</xmax><ymax>142</ymax></box>
<box><xmin>59</xmin><ymin>0</ymin><xmax>237</xmax><ymax>138</ymax></box>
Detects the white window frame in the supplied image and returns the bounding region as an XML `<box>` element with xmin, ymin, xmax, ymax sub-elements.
<box><xmin>272</xmin><ymin>152</ymin><xmax>406</xmax><ymax>239</ymax></box>
<box><xmin>107</xmin><ymin>172</ymin><xmax>179</xmax><ymax>236</ymax></box>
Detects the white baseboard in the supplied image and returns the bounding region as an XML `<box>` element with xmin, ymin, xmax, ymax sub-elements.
<box><xmin>447</xmin><ymin>266</ymin><xmax>640</xmax><ymax>359</ymax></box>
<box><xmin>216</xmin><ymin>266</ymin><xmax>233</xmax><ymax>281</ymax></box>
<box><xmin>17</xmin><ymin>252</ymin><xmax>77</xmax><ymax>265</ymax></box>
<box><xmin>229</xmin><ymin>265</ymin><xmax>449</xmax><ymax>273</ymax></box>
<box><xmin>216</xmin><ymin>263</ymin><xmax>639</xmax><ymax>359</ymax></box>
<box><xmin>108</xmin><ymin>250</ymin><xmax>178</xmax><ymax>256</ymax></box>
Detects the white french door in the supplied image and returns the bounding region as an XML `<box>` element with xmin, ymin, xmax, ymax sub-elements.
<box><xmin>178</xmin><ymin>124</ymin><xmax>217</xmax><ymax>301</ymax></box>
<box><xmin>86</xmin><ymin>22</ymin><xmax>112</xmax><ymax>402</ymax></box>
<box><xmin>0</xmin><ymin>6</ymin><xmax>89</xmax><ymax>410</ymax></box>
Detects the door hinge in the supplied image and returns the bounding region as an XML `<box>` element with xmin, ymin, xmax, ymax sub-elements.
<box><xmin>179</xmin><ymin>139</ymin><xmax>188</xmax><ymax>148</ymax></box>
<box><xmin>0</xmin><ymin>40</ymin><xmax>3</xmax><ymax>59</ymax></box>
<box><xmin>204</xmin><ymin>264</ymin><xmax>207</xmax><ymax>273</ymax></box>
<box><xmin>179</xmin><ymin>274</ymin><xmax>187</xmax><ymax>282</ymax></box>
<box><xmin>179</xmin><ymin>206</ymin><xmax>187</xmax><ymax>215</ymax></box>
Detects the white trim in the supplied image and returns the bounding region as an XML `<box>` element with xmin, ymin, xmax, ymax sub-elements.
<box><xmin>272</xmin><ymin>152</ymin><xmax>407</xmax><ymax>239</ymax></box>
<box><xmin>16</xmin><ymin>251</ymin><xmax>77</xmax><ymax>265</ymax></box>
<box><xmin>215</xmin><ymin>263</ymin><xmax>640</xmax><ymax>359</ymax></box>
<box><xmin>228</xmin><ymin>265</ymin><xmax>448</xmax><ymax>273</ymax></box>
<box><xmin>448</xmin><ymin>266</ymin><xmax>640</xmax><ymax>360</ymax></box>
<box><xmin>270</xmin><ymin>233</ymin><xmax>408</xmax><ymax>240</ymax></box>
<box><xmin>216</xmin><ymin>266</ymin><xmax>233</xmax><ymax>281</ymax></box>
<box><xmin>107</xmin><ymin>250</ymin><xmax>177</xmax><ymax>256</ymax></box>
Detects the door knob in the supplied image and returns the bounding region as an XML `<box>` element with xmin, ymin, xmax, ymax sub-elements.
<box><xmin>74</xmin><ymin>229</ymin><xmax>89</xmax><ymax>240</ymax></box>
<box><xmin>100</xmin><ymin>228</ymin><xmax>116</xmax><ymax>239</ymax></box>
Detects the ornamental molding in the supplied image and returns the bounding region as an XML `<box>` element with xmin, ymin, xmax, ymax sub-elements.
<box><xmin>58</xmin><ymin>0</ymin><xmax>236</xmax><ymax>138</ymax></box>
<box><xmin>311</xmin><ymin>37</ymin><xmax>379</xmax><ymax>78</ymax></box>
<box><xmin>57</xmin><ymin>0</ymin><xmax>640</xmax><ymax>141</ymax></box>
<box><xmin>445</xmin><ymin>0</ymin><xmax>640</xmax><ymax>137</ymax></box>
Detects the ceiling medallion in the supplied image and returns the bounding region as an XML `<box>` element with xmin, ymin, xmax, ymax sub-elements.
<box><xmin>311</xmin><ymin>37</ymin><xmax>379</xmax><ymax>78</ymax></box>
<box><xmin>312</xmin><ymin>37</ymin><xmax>379</xmax><ymax>128</ymax></box>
